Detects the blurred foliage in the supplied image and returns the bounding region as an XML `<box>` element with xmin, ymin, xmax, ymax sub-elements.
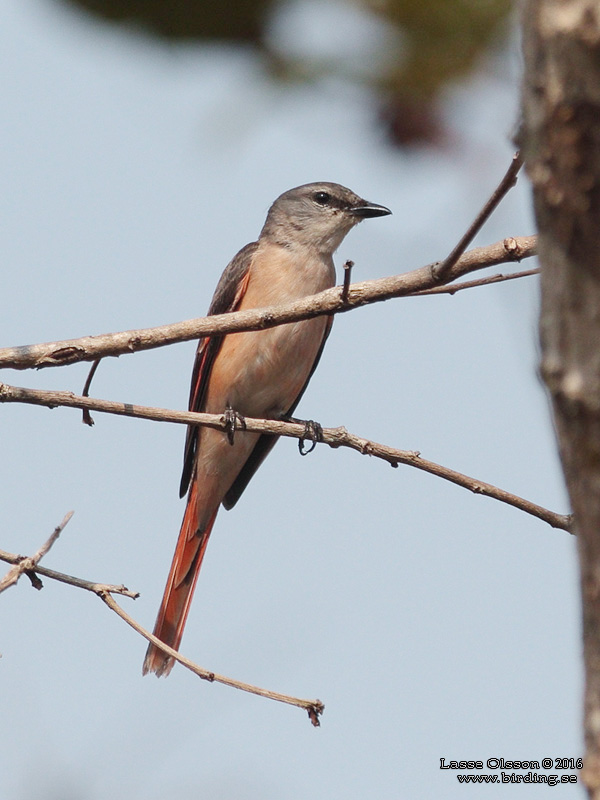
<box><xmin>371</xmin><ymin>0</ymin><xmax>510</xmax><ymax>94</ymax></box>
<box><xmin>371</xmin><ymin>0</ymin><xmax>512</xmax><ymax>143</ymax></box>
<box><xmin>57</xmin><ymin>0</ymin><xmax>511</xmax><ymax>145</ymax></box>
<box><xmin>62</xmin><ymin>0</ymin><xmax>271</xmax><ymax>40</ymax></box>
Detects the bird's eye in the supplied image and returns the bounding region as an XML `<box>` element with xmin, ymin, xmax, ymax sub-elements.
<box><xmin>313</xmin><ymin>191</ymin><xmax>331</xmax><ymax>206</ymax></box>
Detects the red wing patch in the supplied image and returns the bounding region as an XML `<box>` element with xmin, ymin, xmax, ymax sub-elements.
<box><xmin>179</xmin><ymin>252</ymin><xmax>254</xmax><ymax>498</ymax></box>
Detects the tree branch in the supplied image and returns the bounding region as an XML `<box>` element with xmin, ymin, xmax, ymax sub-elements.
<box><xmin>0</xmin><ymin>236</ymin><xmax>536</xmax><ymax>371</ymax></box>
<box><xmin>0</xmin><ymin>382</ymin><xmax>570</xmax><ymax>532</ymax></box>
<box><xmin>0</xmin><ymin>511</ymin><xmax>74</xmax><ymax>593</ymax></box>
<box><xmin>0</xmin><ymin>538</ymin><xmax>324</xmax><ymax>725</ymax></box>
<box><xmin>433</xmin><ymin>151</ymin><xmax>524</xmax><ymax>281</ymax></box>
<box><xmin>0</xmin><ymin>545</ymin><xmax>139</xmax><ymax>599</ymax></box>
<box><xmin>415</xmin><ymin>267</ymin><xmax>539</xmax><ymax>296</ymax></box>
<box><xmin>99</xmin><ymin>592</ymin><xmax>324</xmax><ymax>725</ymax></box>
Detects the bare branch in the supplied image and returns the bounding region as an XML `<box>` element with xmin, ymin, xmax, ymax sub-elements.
<box><xmin>0</xmin><ymin>236</ymin><xmax>536</xmax><ymax>371</ymax></box>
<box><xmin>341</xmin><ymin>259</ymin><xmax>354</xmax><ymax>304</ymax></box>
<box><xmin>414</xmin><ymin>268</ymin><xmax>539</xmax><ymax>296</ymax></box>
<box><xmin>0</xmin><ymin>511</ymin><xmax>74</xmax><ymax>594</ymax></box>
<box><xmin>0</xmin><ymin>382</ymin><xmax>570</xmax><ymax>532</ymax></box>
<box><xmin>81</xmin><ymin>358</ymin><xmax>101</xmax><ymax>426</ymax></box>
<box><xmin>433</xmin><ymin>151</ymin><xmax>524</xmax><ymax>282</ymax></box>
<box><xmin>0</xmin><ymin>540</ymin><xmax>323</xmax><ymax>724</ymax></box>
<box><xmin>0</xmin><ymin>545</ymin><xmax>139</xmax><ymax>599</ymax></box>
<box><xmin>100</xmin><ymin>592</ymin><xmax>323</xmax><ymax>725</ymax></box>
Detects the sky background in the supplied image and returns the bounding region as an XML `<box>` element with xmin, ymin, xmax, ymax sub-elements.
<box><xmin>1</xmin><ymin>1</ymin><xmax>582</xmax><ymax>798</ymax></box>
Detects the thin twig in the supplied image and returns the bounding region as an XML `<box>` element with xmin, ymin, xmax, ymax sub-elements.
<box><xmin>0</xmin><ymin>236</ymin><xmax>536</xmax><ymax>371</ymax></box>
<box><xmin>414</xmin><ymin>268</ymin><xmax>539</xmax><ymax>296</ymax></box>
<box><xmin>0</xmin><ymin>511</ymin><xmax>74</xmax><ymax>593</ymax></box>
<box><xmin>100</xmin><ymin>592</ymin><xmax>324</xmax><ymax>725</ymax></box>
<box><xmin>0</xmin><ymin>541</ymin><xmax>323</xmax><ymax>724</ymax></box>
<box><xmin>433</xmin><ymin>151</ymin><xmax>524</xmax><ymax>282</ymax></box>
<box><xmin>341</xmin><ymin>260</ymin><xmax>354</xmax><ymax>304</ymax></box>
<box><xmin>81</xmin><ymin>358</ymin><xmax>101</xmax><ymax>426</ymax></box>
<box><xmin>0</xmin><ymin>383</ymin><xmax>571</xmax><ymax>532</ymax></box>
<box><xmin>0</xmin><ymin>546</ymin><xmax>139</xmax><ymax>598</ymax></box>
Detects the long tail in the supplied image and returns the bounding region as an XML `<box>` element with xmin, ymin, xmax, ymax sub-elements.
<box><xmin>143</xmin><ymin>481</ymin><xmax>218</xmax><ymax>677</ymax></box>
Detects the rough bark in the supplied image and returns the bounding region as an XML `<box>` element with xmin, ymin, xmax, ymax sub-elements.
<box><xmin>521</xmin><ymin>1</ymin><xmax>600</xmax><ymax>794</ymax></box>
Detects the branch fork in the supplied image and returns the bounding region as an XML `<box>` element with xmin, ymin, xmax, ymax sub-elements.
<box><xmin>0</xmin><ymin>515</ymin><xmax>324</xmax><ymax>726</ymax></box>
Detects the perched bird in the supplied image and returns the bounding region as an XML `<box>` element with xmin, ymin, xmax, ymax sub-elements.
<box><xmin>143</xmin><ymin>182</ymin><xmax>391</xmax><ymax>676</ymax></box>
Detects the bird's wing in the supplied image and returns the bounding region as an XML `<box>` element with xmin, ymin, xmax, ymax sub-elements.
<box><xmin>179</xmin><ymin>241</ymin><xmax>258</xmax><ymax>498</ymax></box>
<box><xmin>222</xmin><ymin>315</ymin><xmax>333</xmax><ymax>510</ymax></box>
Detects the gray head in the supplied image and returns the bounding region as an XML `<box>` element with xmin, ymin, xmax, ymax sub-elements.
<box><xmin>259</xmin><ymin>182</ymin><xmax>391</xmax><ymax>255</ymax></box>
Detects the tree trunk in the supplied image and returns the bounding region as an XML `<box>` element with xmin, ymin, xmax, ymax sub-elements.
<box><xmin>521</xmin><ymin>1</ymin><xmax>600</xmax><ymax>794</ymax></box>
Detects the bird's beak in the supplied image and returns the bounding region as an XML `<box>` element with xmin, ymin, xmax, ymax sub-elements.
<box><xmin>350</xmin><ymin>201</ymin><xmax>392</xmax><ymax>219</ymax></box>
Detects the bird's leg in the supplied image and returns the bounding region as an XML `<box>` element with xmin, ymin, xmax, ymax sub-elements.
<box><xmin>286</xmin><ymin>416</ymin><xmax>324</xmax><ymax>456</ymax></box>
<box><xmin>222</xmin><ymin>405</ymin><xmax>247</xmax><ymax>445</ymax></box>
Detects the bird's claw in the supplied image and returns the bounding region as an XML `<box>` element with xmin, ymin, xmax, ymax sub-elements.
<box><xmin>286</xmin><ymin>417</ymin><xmax>323</xmax><ymax>455</ymax></box>
<box><xmin>222</xmin><ymin>406</ymin><xmax>246</xmax><ymax>445</ymax></box>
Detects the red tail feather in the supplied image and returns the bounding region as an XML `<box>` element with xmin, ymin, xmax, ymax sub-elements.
<box><xmin>143</xmin><ymin>482</ymin><xmax>217</xmax><ymax>677</ymax></box>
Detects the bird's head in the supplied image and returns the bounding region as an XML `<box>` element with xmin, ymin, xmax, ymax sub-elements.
<box><xmin>260</xmin><ymin>182</ymin><xmax>391</xmax><ymax>255</ymax></box>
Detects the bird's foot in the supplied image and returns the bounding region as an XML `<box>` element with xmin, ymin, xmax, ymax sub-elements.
<box><xmin>222</xmin><ymin>405</ymin><xmax>247</xmax><ymax>445</ymax></box>
<box><xmin>286</xmin><ymin>416</ymin><xmax>323</xmax><ymax>455</ymax></box>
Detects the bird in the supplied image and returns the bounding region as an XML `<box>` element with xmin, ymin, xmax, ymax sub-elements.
<box><xmin>143</xmin><ymin>182</ymin><xmax>391</xmax><ymax>676</ymax></box>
